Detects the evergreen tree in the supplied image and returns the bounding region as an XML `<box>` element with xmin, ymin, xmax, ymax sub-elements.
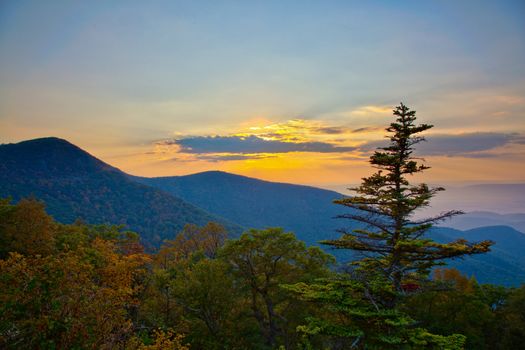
<box><xmin>324</xmin><ymin>102</ymin><xmax>492</xmax><ymax>294</ymax></box>
<box><xmin>287</xmin><ymin>103</ymin><xmax>493</xmax><ymax>349</ymax></box>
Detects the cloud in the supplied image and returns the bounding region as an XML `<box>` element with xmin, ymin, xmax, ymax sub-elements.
<box><xmin>313</xmin><ymin>126</ymin><xmax>348</xmax><ymax>134</ymax></box>
<box><xmin>359</xmin><ymin>132</ymin><xmax>525</xmax><ymax>157</ymax></box>
<box><xmin>155</xmin><ymin>139</ymin><xmax>178</xmax><ymax>146</ymax></box>
<box><xmin>336</xmin><ymin>155</ymin><xmax>369</xmax><ymax>161</ymax></box>
<box><xmin>349</xmin><ymin>105</ymin><xmax>392</xmax><ymax>116</ymax></box>
<box><xmin>239</xmin><ymin>119</ymin><xmax>354</xmax><ymax>140</ymax></box>
<box><xmin>512</xmin><ymin>135</ymin><xmax>525</xmax><ymax>144</ymax></box>
<box><xmin>351</xmin><ymin>126</ymin><xmax>382</xmax><ymax>133</ymax></box>
<box><xmin>419</xmin><ymin>133</ymin><xmax>524</xmax><ymax>156</ymax></box>
<box><xmin>195</xmin><ymin>154</ymin><xmax>277</xmax><ymax>162</ymax></box>
<box><xmin>163</xmin><ymin>135</ymin><xmax>356</xmax><ymax>154</ymax></box>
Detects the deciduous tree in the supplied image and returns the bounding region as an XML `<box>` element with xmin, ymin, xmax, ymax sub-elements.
<box><xmin>219</xmin><ymin>228</ymin><xmax>334</xmax><ymax>348</ymax></box>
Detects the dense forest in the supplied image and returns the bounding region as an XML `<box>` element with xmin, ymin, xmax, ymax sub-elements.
<box><xmin>0</xmin><ymin>104</ymin><xmax>524</xmax><ymax>349</ymax></box>
<box><xmin>1</xmin><ymin>198</ymin><xmax>524</xmax><ymax>349</ymax></box>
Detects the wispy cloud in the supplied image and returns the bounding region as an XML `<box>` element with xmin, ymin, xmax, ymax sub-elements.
<box><xmin>311</xmin><ymin>126</ymin><xmax>348</xmax><ymax>134</ymax></box>
<box><xmin>351</xmin><ymin>126</ymin><xmax>383</xmax><ymax>133</ymax></box>
<box><xmin>349</xmin><ymin>105</ymin><xmax>393</xmax><ymax>116</ymax></box>
<box><xmin>235</xmin><ymin>119</ymin><xmax>355</xmax><ymax>142</ymax></box>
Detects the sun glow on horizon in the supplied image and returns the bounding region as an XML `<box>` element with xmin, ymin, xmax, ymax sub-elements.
<box><xmin>93</xmin><ymin>106</ymin><xmax>525</xmax><ymax>188</ymax></box>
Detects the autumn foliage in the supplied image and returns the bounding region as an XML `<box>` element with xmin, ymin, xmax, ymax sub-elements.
<box><xmin>0</xmin><ymin>197</ymin><xmax>524</xmax><ymax>349</ymax></box>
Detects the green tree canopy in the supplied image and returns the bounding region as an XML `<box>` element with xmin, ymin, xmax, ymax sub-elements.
<box><xmin>219</xmin><ymin>227</ymin><xmax>335</xmax><ymax>348</ymax></box>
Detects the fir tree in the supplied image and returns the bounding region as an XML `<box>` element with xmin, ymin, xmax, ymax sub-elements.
<box><xmin>286</xmin><ymin>103</ymin><xmax>493</xmax><ymax>349</ymax></box>
<box><xmin>324</xmin><ymin>102</ymin><xmax>493</xmax><ymax>295</ymax></box>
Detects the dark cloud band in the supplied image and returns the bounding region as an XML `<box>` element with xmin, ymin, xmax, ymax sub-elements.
<box><xmin>196</xmin><ymin>154</ymin><xmax>277</xmax><ymax>162</ymax></box>
<box><xmin>161</xmin><ymin>135</ymin><xmax>356</xmax><ymax>154</ymax></box>
<box><xmin>359</xmin><ymin>132</ymin><xmax>524</xmax><ymax>157</ymax></box>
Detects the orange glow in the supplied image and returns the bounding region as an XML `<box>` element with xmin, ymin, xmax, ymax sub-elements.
<box><xmin>91</xmin><ymin>114</ymin><xmax>525</xmax><ymax>188</ymax></box>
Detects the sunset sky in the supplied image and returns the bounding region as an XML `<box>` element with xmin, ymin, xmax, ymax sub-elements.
<box><xmin>1</xmin><ymin>0</ymin><xmax>524</xmax><ymax>189</ymax></box>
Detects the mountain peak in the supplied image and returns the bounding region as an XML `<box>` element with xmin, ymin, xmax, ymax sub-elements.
<box><xmin>2</xmin><ymin>136</ymin><xmax>77</xmax><ymax>149</ymax></box>
<box><xmin>0</xmin><ymin>137</ymin><xmax>118</xmax><ymax>177</ymax></box>
<box><xmin>18</xmin><ymin>136</ymin><xmax>71</xmax><ymax>144</ymax></box>
<box><xmin>189</xmin><ymin>170</ymin><xmax>252</xmax><ymax>180</ymax></box>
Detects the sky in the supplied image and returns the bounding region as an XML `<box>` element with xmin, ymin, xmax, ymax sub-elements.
<box><xmin>1</xmin><ymin>0</ymin><xmax>524</xmax><ymax>190</ymax></box>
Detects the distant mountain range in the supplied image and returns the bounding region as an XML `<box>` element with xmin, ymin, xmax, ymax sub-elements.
<box><xmin>1</xmin><ymin>137</ymin><xmax>524</xmax><ymax>286</ymax></box>
<box><xmin>423</xmin><ymin>183</ymin><xmax>525</xmax><ymax>215</ymax></box>
<box><xmin>442</xmin><ymin>211</ymin><xmax>525</xmax><ymax>233</ymax></box>
<box><xmin>429</xmin><ymin>226</ymin><xmax>525</xmax><ymax>286</ymax></box>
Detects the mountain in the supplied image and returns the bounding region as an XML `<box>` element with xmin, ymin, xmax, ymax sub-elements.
<box><xmin>429</xmin><ymin>226</ymin><xmax>525</xmax><ymax>286</ymax></box>
<box><xmin>136</xmin><ymin>173</ymin><xmax>525</xmax><ymax>286</ymax></box>
<box><xmin>133</xmin><ymin>171</ymin><xmax>355</xmax><ymax>247</ymax></box>
<box><xmin>0</xmin><ymin>138</ymin><xmax>241</xmax><ymax>247</ymax></box>
<box><xmin>424</xmin><ymin>183</ymin><xmax>525</xmax><ymax>215</ymax></box>
<box><xmin>3</xmin><ymin>137</ymin><xmax>525</xmax><ymax>286</ymax></box>
<box><xmin>441</xmin><ymin>211</ymin><xmax>525</xmax><ymax>233</ymax></box>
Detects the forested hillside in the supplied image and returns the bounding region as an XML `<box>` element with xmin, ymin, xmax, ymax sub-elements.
<box><xmin>136</xmin><ymin>172</ymin><xmax>525</xmax><ymax>286</ymax></box>
<box><xmin>0</xmin><ymin>138</ymin><xmax>241</xmax><ymax>246</ymax></box>
<box><xmin>133</xmin><ymin>171</ymin><xmax>354</xmax><ymax>246</ymax></box>
<box><xmin>2</xmin><ymin>137</ymin><xmax>525</xmax><ymax>285</ymax></box>
<box><xmin>429</xmin><ymin>227</ymin><xmax>525</xmax><ymax>286</ymax></box>
<box><xmin>1</xmin><ymin>198</ymin><xmax>524</xmax><ymax>349</ymax></box>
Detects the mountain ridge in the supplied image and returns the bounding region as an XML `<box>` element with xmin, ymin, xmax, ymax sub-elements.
<box><xmin>132</xmin><ymin>170</ymin><xmax>353</xmax><ymax>247</ymax></box>
<box><xmin>0</xmin><ymin>137</ymin><xmax>242</xmax><ymax>247</ymax></box>
<box><xmin>441</xmin><ymin>211</ymin><xmax>525</xmax><ymax>233</ymax></box>
<box><xmin>2</xmin><ymin>137</ymin><xmax>525</xmax><ymax>285</ymax></box>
